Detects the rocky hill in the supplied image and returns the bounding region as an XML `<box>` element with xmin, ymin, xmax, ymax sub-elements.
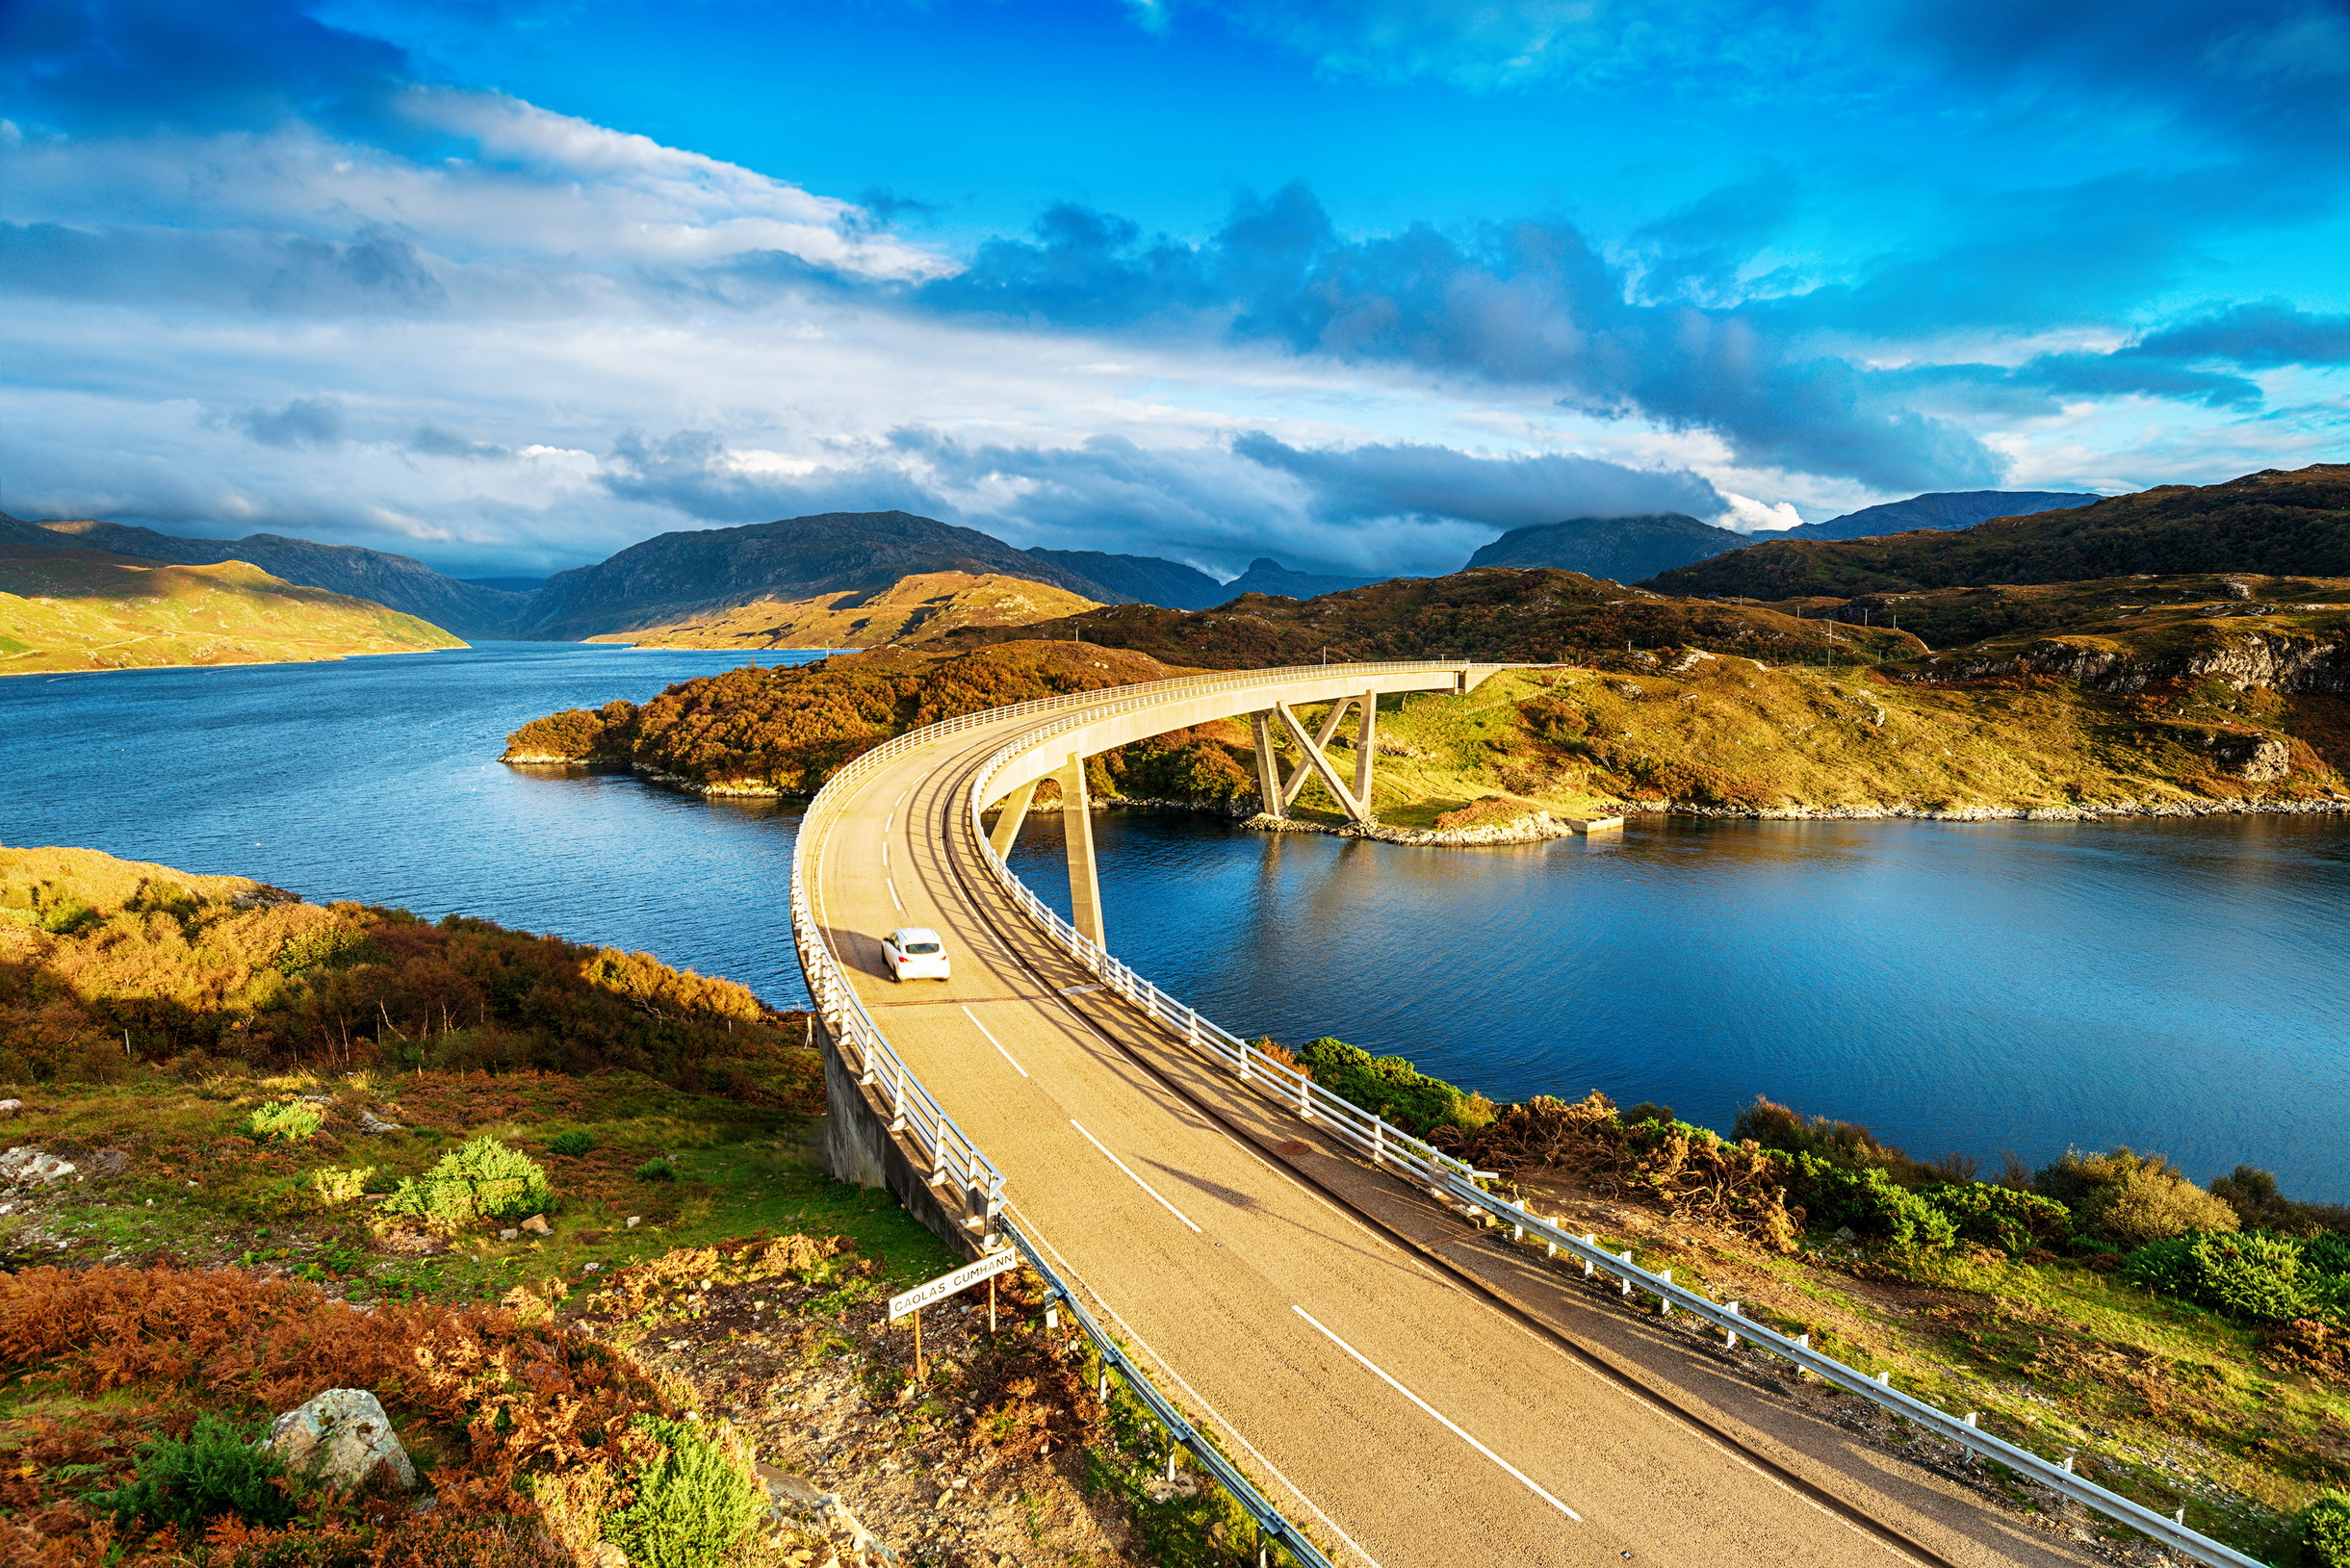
<box><xmin>582</xmin><ymin>571</ymin><xmax>1100</xmax><ymax>650</ymax></box>
<box><xmin>0</xmin><ymin>537</ymin><xmax>464</xmax><ymax>675</ymax></box>
<box><xmin>1644</xmin><ymin>465</ymin><xmax>2350</xmax><ymax>599</ymax></box>
<box><xmin>1776</xmin><ymin>490</ymin><xmax>2098</xmax><ymax>542</ymax></box>
<box><xmin>935</xmin><ymin>567</ymin><xmax>1921</xmax><ymax>669</ymax></box>
<box><xmin>504</xmin><ymin>640</ymin><xmax>1200</xmax><ymax>793</ymax></box>
<box><xmin>31</xmin><ymin>519</ymin><xmax>525</xmax><ymax>637</ymax></box>
<box><xmin>1464</xmin><ymin>512</ymin><xmax>1747</xmax><ymax>581</ymax></box>
<box><xmin>507</xmin><ymin>511</ymin><xmax>1125</xmax><ymax>642</ymax></box>
<box><xmin>1025</xmin><ymin>548</ymin><xmax>1227</xmax><ymax>608</ymax></box>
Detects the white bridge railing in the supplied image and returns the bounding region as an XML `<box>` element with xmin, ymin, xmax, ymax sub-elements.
<box><xmin>953</xmin><ymin>670</ymin><xmax>2272</xmax><ymax>1568</ymax></box>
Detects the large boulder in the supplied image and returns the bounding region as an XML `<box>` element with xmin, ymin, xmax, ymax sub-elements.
<box><xmin>265</xmin><ymin>1388</ymin><xmax>418</xmax><ymax>1492</ymax></box>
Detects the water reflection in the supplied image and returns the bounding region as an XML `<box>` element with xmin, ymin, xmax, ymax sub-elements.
<box><xmin>1008</xmin><ymin>810</ymin><xmax>2350</xmax><ymax>1199</ymax></box>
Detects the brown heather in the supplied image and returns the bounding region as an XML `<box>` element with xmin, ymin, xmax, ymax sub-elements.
<box><xmin>0</xmin><ymin>845</ymin><xmax>819</xmax><ymax>1107</ymax></box>
<box><xmin>0</xmin><ymin>1264</ymin><xmax>678</xmax><ymax>1566</ymax></box>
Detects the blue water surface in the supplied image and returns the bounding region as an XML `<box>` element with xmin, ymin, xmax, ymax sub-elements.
<box><xmin>6</xmin><ymin>644</ymin><xmax>2347</xmax><ymax>1196</ymax></box>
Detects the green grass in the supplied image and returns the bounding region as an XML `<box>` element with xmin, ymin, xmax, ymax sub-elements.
<box><xmin>0</xmin><ymin>1067</ymin><xmax>959</xmax><ymax>1303</ymax></box>
<box><xmin>1255</xmin><ymin>658</ymin><xmax>2345</xmax><ymax>825</ymax></box>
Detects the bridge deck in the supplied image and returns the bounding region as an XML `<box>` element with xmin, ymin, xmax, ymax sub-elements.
<box><xmin>809</xmin><ymin>684</ymin><xmax>2099</xmax><ymax>1568</ymax></box>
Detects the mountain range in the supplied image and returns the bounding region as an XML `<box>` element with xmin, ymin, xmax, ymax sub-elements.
<box><xmin>11</xmin><ymin>479</ymin><xmax>2273</xmax><ymax>650</ymax></box>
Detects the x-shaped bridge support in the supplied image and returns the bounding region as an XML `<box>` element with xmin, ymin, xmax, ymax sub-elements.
<box><xmin>1250</xmin><ymin>692</ymin><xmax>1379</xmax><ymax>824</ymax></box>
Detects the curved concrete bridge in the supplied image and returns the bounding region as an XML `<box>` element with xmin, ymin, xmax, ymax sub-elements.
<box><xmin>795</xmin><ymin>659</ymin><xmax>2104</xmax><ymax>1568</ymax></box>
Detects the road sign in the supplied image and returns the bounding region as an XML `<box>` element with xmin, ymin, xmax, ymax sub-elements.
<box><xmin>888</xmin><ymin>1247</ymin><xmax>1020</xmax><ymax>1321</ymax></box>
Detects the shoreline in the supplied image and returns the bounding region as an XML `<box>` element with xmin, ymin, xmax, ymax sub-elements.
<box><xmin>499</xmin><ymin>757</ymin><xmax>2350</xmax><ymax>832</ymax></box>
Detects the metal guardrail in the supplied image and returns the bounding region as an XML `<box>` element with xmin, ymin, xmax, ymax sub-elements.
<box><xmin>956</xmin><ymin>669</ymin><xmax>2271</xmax><ymax>1568</ymax></box>
<box><xmin>996</xmin><ymin>1217</ymin><xmax>1336</xmax><ymax>1568</ymax></box>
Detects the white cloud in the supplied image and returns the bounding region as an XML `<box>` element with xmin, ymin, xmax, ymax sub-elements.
<box><xmin>1717</xmin><ymin>491</ymin><xmax>1806</xmax><ymax>531</ymax></box>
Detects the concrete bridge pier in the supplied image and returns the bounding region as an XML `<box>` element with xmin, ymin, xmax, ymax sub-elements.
<box><xmin>1058</xmin><ymin>751</ymin><xmax>1105</xmax><ymax>947</ymax></box>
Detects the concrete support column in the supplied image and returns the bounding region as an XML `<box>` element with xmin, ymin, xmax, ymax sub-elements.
<box><xmin>986</xmin><ymin>780</ymin><xmax>1037</xmax><ymax>858</ymax></box>
<box><xmin>1249</xmin><ymin>710</ymin><xmax>1285</xmax><ymax>819</ymax></box>
<box><xmin>1058</xmin><ymin>751</ymin><xmax>1105</xmax><ymax>947</ymax></box>
<box><xmin>1354</xmin><ymin>689</ymin><xmax>1377</xmax><ymax>806</ymax></box>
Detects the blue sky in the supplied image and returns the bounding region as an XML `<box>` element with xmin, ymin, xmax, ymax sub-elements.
<box><xmin>3</xmin><ymin>0</ymin><xmax>2347</xmax><ymax>578</ymax></box>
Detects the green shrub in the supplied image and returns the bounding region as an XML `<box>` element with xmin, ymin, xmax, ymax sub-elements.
<box><xmin>2036</xmin><ymin>1147</ymin><xmax>2238</xmax><ymax>1247</ymax></box>
<box><xmin>1734</xmin><ymin>1095</ymin><xmax>1919</xmax><ymax>1177</ymax></box>
<box><xmin>548</xmin><ymin>1129</ymin><xmax>597</xmax><ymax>1157</ymax></box>
<box><xmin>245</xmin><ymin>1099</ymin><xmax>323</xmax><ymax>1143</ymax></box>
<box><xmin>604</xmin><ymin>1416</ymin><xmax>763</xmax><ymax>1568</ymax></box>
<box><xmin>2306</xmin><ymin>1231</ymin><xmax>2350</xmax><ymax>1280</ymax></box>
<box><xmin>1921</xmin><ymin>1182</ymin><xmax>2071</xmax><ymax>1254</ymax></box>
<box><xmin>86</xmin><ymin>1413</ymin><xmax>296</xmax><ymax>1532</ymax></box>
<box><xmin>2303</xmin><ymin>1490</ymin><xmax>2350</xmax><ymax>1567</ymax></box>
<box><xmin>2124</xmin><ymin>1230</ymin><xmax>2311</xmax><ymax>1323</ymax></box>
<box><xmin>380</xmin><ymin>1135</ymin><xmax>552</xmax><ymax>1229</ymax></box>
<box><xmin>1785</xmin><ymin>1154</ymin><xmax>1958</xmax><ymax>1251</ymax></box>
<box><xmin>1294</xmin><ymin>1037</ymin><xmax>1492</xmax><ymax>1137</ymax></box>
<box><xmin>635</xmin><ymin>1157</ymin><xmax>677</xmax><ymax>1183</ymax></box>
<box><xmin>1620</xmin><ymin>1101</ymin><xmax>1676</xmax><ymax>1127</ymax></box>
<box><xmin>307</xmin><ymin>1166</ymin><xmax>374</xmax><ymax>1206</ymax></box>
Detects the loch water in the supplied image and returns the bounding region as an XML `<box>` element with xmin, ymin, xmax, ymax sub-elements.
<box><xmin>7</xmin><ymin>644</ymin><xmax>2348</xmax><ymax>1197</ymax></box>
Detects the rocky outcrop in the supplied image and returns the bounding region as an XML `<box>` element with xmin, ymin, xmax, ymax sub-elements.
<box><xmin>1907</xmin><ymin>628</ymin><xmax>2350</xmax><ymax>694</ymax></box>
<box><xmin>1247</xmin><ymin>810</ymin><xmax>1587</xmax><ymax>846</ymax></box>
<box><xmin>266</xmin><ymin>1388</ymin><xmax>418</xmax><ymax>1492</ymax></box>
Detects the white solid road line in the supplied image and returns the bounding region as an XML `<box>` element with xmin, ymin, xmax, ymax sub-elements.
<box><xmin>1070</xmin><ymin>1119</ymin><xmax>1202</xmax><ymax>1233</ymax></box>
<box><xmin>888</xmin><ymin>878</ymin><xmax>903</xmax><ymax>912</ymax></box>
<box><xmin>1292</xmin><ymin>1305</ymin><xmax>1583</xmax><ymax>1523</ymax></box>
<box><xmin>961</xmin><ymin>1005</ymin><xmax>1029</xmax><ymax>1078</ymax></box>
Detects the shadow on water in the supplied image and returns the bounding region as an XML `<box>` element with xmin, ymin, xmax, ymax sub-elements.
<box><xmin>7</xmin><ymin>645</ymin><xmax>2348</xmax><ymax>1198</ymax></box>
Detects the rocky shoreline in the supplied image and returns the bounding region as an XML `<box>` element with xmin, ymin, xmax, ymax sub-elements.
<box><xmin>500</xmin><ymin>757</ymin><xmax>2350</xmax><ymax>833</ymax></box>
<box><xmin>1638</xmin><ymin>795</ymin><xmax>2350</xmax><ymax>823</ymax></box>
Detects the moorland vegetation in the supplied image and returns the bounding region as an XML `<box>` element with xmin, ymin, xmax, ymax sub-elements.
<box><xmin>0</xmin><ymin>845</ymin><xmax>1256</xmax><ymax>1567</ymax></box>
<box><xmin>1281</xmin><ymin>1033</ymin><xmax>2350</xmax><ymax>1561</ymax></box>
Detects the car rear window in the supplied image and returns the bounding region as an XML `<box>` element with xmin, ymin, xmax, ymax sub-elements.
<box><xmin>902</xmin><ymin>941</ymin><xmax>942</xmax><ymax>955</ymax></box>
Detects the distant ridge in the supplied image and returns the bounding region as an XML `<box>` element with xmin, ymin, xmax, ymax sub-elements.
<box><xmin>1025</xmin><ymin>548</ymin><xmax>1227</xmax><ymax>609</ymax></box>
<box><xmin>1464</xmin><ymin>513</ymin><xmax>1746</xmax><ymax>584</ymax></box>
<box><xmin>1219</xmin><ymin>557</ymin><xmax>1383</xmax><ymax>600</ymax></box>
<box><xmin>1779</xmin><ymin>490</ymin><xmax>2099</xmax><ymax>542</ymax></box>
<box><xmin>509</xmin><ymin>510</ymin><xmax>1125</xmax><ymax>642</ymax></box>
<box><xmin>30</xmin><ymin>519</ymin><xmax>524</xmax><ymax>638</ymax></box>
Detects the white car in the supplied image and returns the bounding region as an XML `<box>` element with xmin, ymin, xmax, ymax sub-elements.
<box><xmin>884</xmin><ymin>927</ymin><xmax>951</xmax><ymax>982</ymax></box>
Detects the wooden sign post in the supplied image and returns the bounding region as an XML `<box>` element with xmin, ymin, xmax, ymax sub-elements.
<box><xmin>888</xmin><ymin>1249</ymin><xmax>1020</xmax><ymax>1383</ymax></box>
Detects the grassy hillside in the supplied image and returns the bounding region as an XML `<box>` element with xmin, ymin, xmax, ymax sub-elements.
<box><xmin>0</xmin><ymin>541</ymin><xmax>462</xmax><ymax>676</ymax></box>
<box><xmin>583</xmin><ymin>569</ymin><xmax>1100</xmax><ymax>650</ymax></box>
<box><xmin>1646</xmin><ymin>463</ymin><xmax>2350</xmax><ymax>600</ymax></box>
